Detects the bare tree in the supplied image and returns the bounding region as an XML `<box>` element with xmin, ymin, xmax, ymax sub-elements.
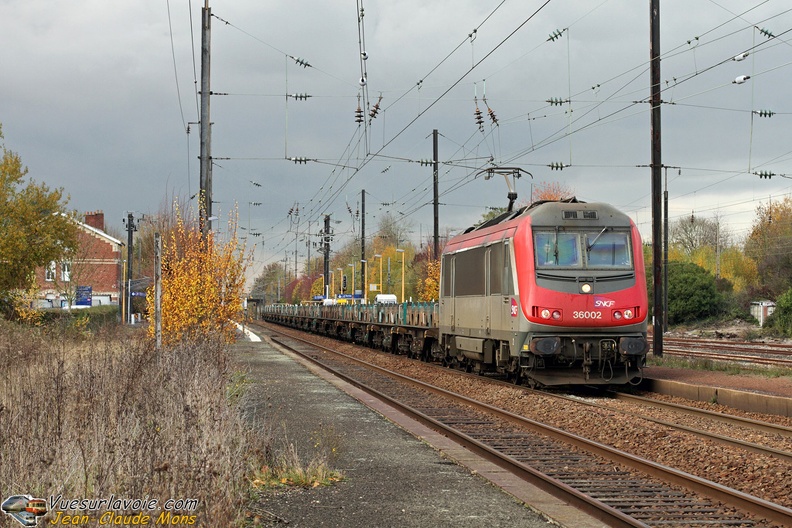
<box><xmin>670</xmin><ymin>213</ymin><xmax>731</xmax><ymax>256</ymax></box>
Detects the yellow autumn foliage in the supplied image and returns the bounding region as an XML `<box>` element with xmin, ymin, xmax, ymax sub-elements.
<box><xmin>418</xmin><ymin>259</ymin><xmax>440</xmax><ymax>301</ymax></box>
<box><xmin>147</xmin><ymin>208</ymin><xmax>249</xmax><ymax>345</ymax></box>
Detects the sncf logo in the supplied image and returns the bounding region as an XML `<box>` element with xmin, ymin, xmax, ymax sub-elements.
<box><xmin>594</xmin><ymin>297</ymin><xmax>615</xmax><ymax>308</ymax></box>
<box><xmin>510</xmin><ymin>298</ymin><xmax>519</xmax><ymax>317</ymax></box>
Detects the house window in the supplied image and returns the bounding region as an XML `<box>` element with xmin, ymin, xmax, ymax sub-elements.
<box><xmin>61</xmin><ymin>262</ymin><xmax>71</xmax><ymax>282</ymax></box>
<box><xmin>45</xmin><ymin>262</ymin><xmax>56</xmax><ymax>282</ymax></box>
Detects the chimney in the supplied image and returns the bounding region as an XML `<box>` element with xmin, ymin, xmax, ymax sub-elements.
<box><xmin>84</xmin><ymin>211</ymin><xmax>105</xmax><ymax>231</ymax></box>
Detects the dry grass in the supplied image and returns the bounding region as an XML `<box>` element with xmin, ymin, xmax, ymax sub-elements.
<box><xmin>0</xmin><ymin>318</ymin><xmax>264</xmax><ymax>526</ymax></box>
<box><xmin>249</xmin><ymin>425</ymin><xmax>344</xmax><ymax>490</ymax></box>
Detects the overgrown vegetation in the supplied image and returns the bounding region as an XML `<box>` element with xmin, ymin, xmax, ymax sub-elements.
<box><xmin>250</xmin><ymin>432</ymin><xmax>343</xmax><ymax>490</ymax></box>
<box><xmin>0</xmin><ymin>190</ymin><xmax>344</xmax><ymax>524</ymax></box>
<box><xmin>0</xmin><ymin>318</ymin><xmax>262</xmax><ymax>525</ymax></box>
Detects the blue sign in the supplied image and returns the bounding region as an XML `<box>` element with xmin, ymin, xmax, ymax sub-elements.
<box><xmin>313</xmin><ymin>295</ymin><xmax>325</xmax><ymax>301</ymax></box>
<box><xmin>75</xmin><ymin>286</ymin><xmax>92</xmax><ymax>306</ymax></box>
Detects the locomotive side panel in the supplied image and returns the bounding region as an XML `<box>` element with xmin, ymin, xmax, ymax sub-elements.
<box><xmin>439</xmin><ymin>226</ymin><xmax>523</xmax><ymax>375</ymax></box>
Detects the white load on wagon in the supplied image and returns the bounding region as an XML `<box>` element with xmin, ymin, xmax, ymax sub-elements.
<box><xmin>374</xmin><ymin>294</ymin><xmax>398</xmax><ymax>304</ymax></box>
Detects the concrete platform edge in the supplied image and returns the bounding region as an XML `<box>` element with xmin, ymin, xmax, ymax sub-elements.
<box><xmin>643</xmin><ymin>378</ymin><xmax>792</xmax><ymax>417</ymax></box>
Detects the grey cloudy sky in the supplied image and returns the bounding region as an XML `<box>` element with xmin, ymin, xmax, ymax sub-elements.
<box><xmin>2</xmin><ymin>0</ymin><xmax>791</xmax><ymax>280</ymax></box>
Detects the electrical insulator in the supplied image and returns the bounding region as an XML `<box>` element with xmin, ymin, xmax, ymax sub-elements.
<box><xmin>548</xmin><ymin>29</ymin><xmax>564</xmax><ymax>42</ymax></box>
<box><xmin>546</xmin><ymin>97</ymin><xmax>567</xmax><ymax>106</ymax></box>
<box><xmin>355</xmin><ymin>105</ymin><xmax>364</xmax><ymax>124</ymax></box>
<box><xmin>419</xmin><ymin>159</ymin><xmax>434</xmax><ymax>167</ymax></box>
<box><xmin>292</xmin><ymin>57</ymin><xmax>311</xmax><ymax>68</ymax></box>
<box><xmin>756</xmin><ymin>110</ymin><xmax>775</xmax><ymax>118</ymax></box>
<box><xmin>474</xmin><ymin>106</ymin><xmax>484</xmax><ymax>130</ymax></box>
<box><xmin>758</xmin><ymin>27</ymin><xmax>775</xmax><ymax>39</ymax></box>
<box><xmin>732</xmin><ymin>52</ymin><xmax>749</xmax><ymax>61</ymax></box>
<box><xmin>733</xmin><ymin>75</ymin><xmax>750</xmax><ymax>84</ymax></box>
<box><xmin>288</xmin><ymin>93</ymin><xmax>312</xmax><ymax>100</ymax></box>
<box><xmin>488</xmin><ymin>107</ymin><xmax>498</xmax><ymax>125</ymax></box>
<box><xmin>369</xmin><ymin>95</ymin><xmax>383</xmax><ymax>119</ymax></box>
<box><xmin>549</xmin><ymin>162</ymin><xmax>568</xmax><ymax>171</ymax></box>
<box><xmin>755</xmin><ymin>171</ymin><xmax>774</xmax><ymax>179</ymax></box>
<box><xmin>289</xmin><ymin>157</ymin><xmax>309</xmax><ymax>164</ymax></box>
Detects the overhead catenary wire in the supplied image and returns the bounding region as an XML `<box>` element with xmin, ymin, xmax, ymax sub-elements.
<box><xmin>205</xmin><ymin>3</ymin><xmax>792</xmax><ymax>272</ymax></box>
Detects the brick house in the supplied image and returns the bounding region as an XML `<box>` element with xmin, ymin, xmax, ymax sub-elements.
<box><xmin>34</xmin><ymin>211</ymin><xmax>124</xmax><ymax>308</ymax></box>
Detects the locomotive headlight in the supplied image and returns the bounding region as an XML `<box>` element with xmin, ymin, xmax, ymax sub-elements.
<box><xmin>552</xmin><ymin>310</ymin><xmax>562</xmax><ymax>320</ymax></box>
<box><xmin>613</xmin><ymin>311</ymin><xmax>623</xmax><ymax>320</ymax></box>
<box><xmin>623</xmin><ymin>309</ymin><xmax>634</xmax><ymax>319</ymax></box>
<box><xmin>581</xmin><ymin>283</ymin><xmax>592</xmax><ymax>293</ymax></box>
<box><xmin>541</xmin><ymin>309</ymin><xmax>551</xmax><ymax>319</ymax></box>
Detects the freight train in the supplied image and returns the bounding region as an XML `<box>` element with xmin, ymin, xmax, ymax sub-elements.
<box><xmin>264</xmin><ymin>198</ymin><xmax>649</xmax><ymax>388</ymax></box>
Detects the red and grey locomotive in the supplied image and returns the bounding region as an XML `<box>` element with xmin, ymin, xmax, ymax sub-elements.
<box><xmin>264</xmin><ymin>198</ymin><xmax>649</xmax><ymax>387</ymax></box>
<box><xmin>438</xmin><ymin>197</ymin><xmax>648</xmax><ymax>386</ymax></box>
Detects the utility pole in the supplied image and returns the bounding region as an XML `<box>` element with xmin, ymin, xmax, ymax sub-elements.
<box><xmin>122</xmin><ymin>212</ymin><xmax>138</xmax><ymax>324</ymax></box>
<box><xmin>360</xmin><ymin>190</ymin><xmax>366</xmax><ymax>297</ymax></box>
<box><xmin>305</xmin><ymin>221</ymin><xmax>312</xmax><ymax>276</ymax></box>
<box><xmin>155</xmin><ymin>232</ymin><xmax>162</xmax><ymax>350</ymax></box>
<box><xmin>663</xmin><ymin>167</ymin><xmax>669</xmax><ymax>334</ymax></box>
<box><xmin>650</xmin><ymin>0</ymin><xmax>663</xmax><ymax>357</ymax></box>
<box><xmin>322</xmin><ymin>215</ymin><xmax>331</xmax><ymax>299</ymax></box>
<box><xmin>433</xmin><ymin>129</ymin><xmax>439</xmax><ymax>259</ymax></box>
<box><xmin>199</xmin><ymin>0</ymin><xmax>212</xmax><ymax>240</ymax></box>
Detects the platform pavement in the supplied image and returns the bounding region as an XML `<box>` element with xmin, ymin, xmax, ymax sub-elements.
<box><xmin>232</xmin><ymin>329</ymin><xmax>608</xmax><ymax>528</ymax></box>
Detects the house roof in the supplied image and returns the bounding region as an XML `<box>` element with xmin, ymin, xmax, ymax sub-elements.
<box><xmin>54</xmin><ymin>212</ymin><xmax>123</xmax><ymax>247</ymax></box>
<box><xmin>77</xmin><ymin>219</ymin><xmax>123</xmax><ymax>247</ymax></box>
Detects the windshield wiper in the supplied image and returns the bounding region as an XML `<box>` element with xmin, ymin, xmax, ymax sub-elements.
<box><xmin>553</xmin><ymin>227</ymin><xmax>559</xmax><ymax>261</ymax></box>
<box><xmin>586</xmin><ymin>227</ymin><xmax>611</xmax><ymax>253</ymax></box>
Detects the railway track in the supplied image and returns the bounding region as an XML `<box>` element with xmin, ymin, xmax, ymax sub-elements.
<box><xmin>571</xmin><ymin>391</ymin><xmax>792</xmax><ymax>464</ymax></box>
<box><xmin>652</xmin><ymin>336</ymin><xmax>792</xmax><ymax>368</ymax></box>
<box><xmin>257</xmin><ymin>323</ymin><xmax>792</xmax><ymax>527</ymax></box>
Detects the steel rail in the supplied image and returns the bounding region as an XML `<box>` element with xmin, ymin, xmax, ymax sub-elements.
<box><xmin>610</xmin><ymin>391</ymin><xmax>792</xmax><ymax>438</ymax></box>
<box><xmin>264</xmin><ymin>327</ymin><xmax>792</xmax><ymax>527</ymax></box>
<box><xmin>268</xmin><ymin>335</ymin><xmax>646</xmax><ymax>528</ymax></box>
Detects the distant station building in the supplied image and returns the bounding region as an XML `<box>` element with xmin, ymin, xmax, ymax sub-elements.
<box><xmin>33</xmin><ymin>211</ymin><xmax>124</xmax><ymax>308</ymax></box>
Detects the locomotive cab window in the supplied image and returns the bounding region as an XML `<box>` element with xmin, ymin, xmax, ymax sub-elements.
<box><xmin>585</xmin><ymin>231</ymin><xmax>632</xmax><ymax>269</ymax></box>
<box><xmin>534</xmin><ymin>232</ymin><xmax>581</xmax><ymax>268</ymax></box>
<box><xmin>535</xmin><ymin>229</ymin><xmax>632</xmax><ymax>269</ymax></box>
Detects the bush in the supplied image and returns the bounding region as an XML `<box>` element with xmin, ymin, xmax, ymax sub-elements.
<box><xmin>769</xmin><ymin>287</ymin><xmax>792</xmax><ymax>335</ymax></box>
<box><xmin>667</xmin><ymin>261</ymin><xmax>722</xmax><ymax>324</ymax></box>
